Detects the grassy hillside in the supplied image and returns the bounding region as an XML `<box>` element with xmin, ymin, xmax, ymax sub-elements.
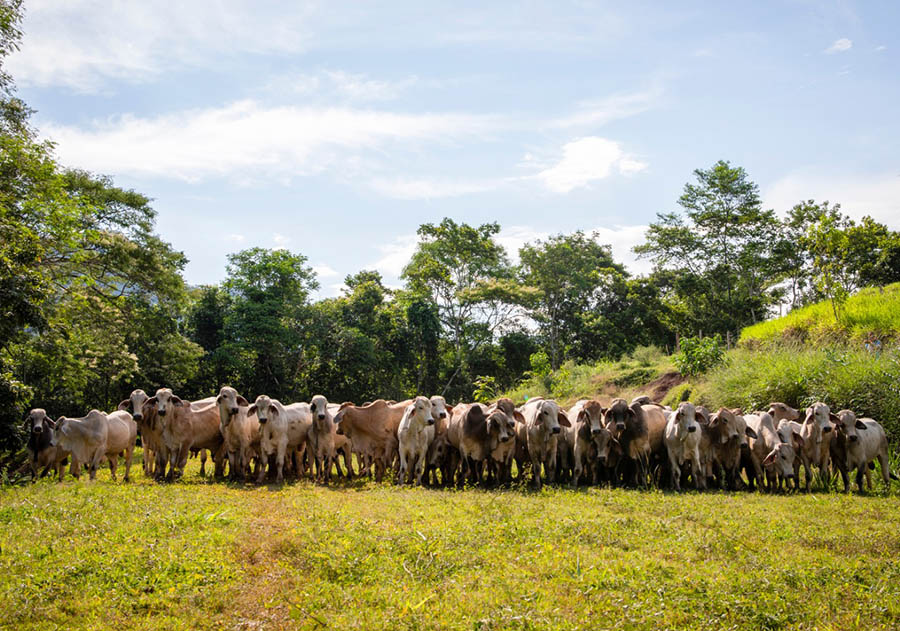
<box><xmin>740</xmin><ymin>283</ymin><xmax>900</xmax><ymax>345</ymax></box>
<box><xmin>3</xmin><ymin>455</ymin><xmax>900</xmax><ymax>630</ymax></box>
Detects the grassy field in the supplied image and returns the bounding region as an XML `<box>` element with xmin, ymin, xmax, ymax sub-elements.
<box><xmin>3</xmin><ymin>452</ymin><xmax>900</xmax><ymax>630</ymax></box>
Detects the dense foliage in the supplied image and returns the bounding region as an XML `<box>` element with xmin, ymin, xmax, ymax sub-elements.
<box><xmin>1</xmin><ymin>0</ymin><xmax>898</xmax><ymax>459</ymax></box>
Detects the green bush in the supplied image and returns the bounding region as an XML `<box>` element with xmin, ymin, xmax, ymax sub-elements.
<box><xmin>675</xmin><ymin>335</ymin><xmax>726</xmax><ymax>376</ymax></box>
<box><xmin>662</xmin><ymin>383</ymin><xmax>693</xmax><ymax>408</ymax></box>
<box><xmin>629</xmin><ymin>345</ymin><xmax>666</xmax><ymax>367</ymax></box>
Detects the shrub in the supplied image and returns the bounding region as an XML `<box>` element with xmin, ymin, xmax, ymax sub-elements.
<box><xmin>629</xmin><ymin>345</ymin><xmax>665</xmax><ymax>367</ymax></box>
<box><xmin>675</xmin><ymin>335</ymin><xmax>726</xmax><ymax>376</ymax></box>
<box><xmin>662</xmin><ymin>383</ymin><xmax>693</xmax><ymax>408</ymax></box>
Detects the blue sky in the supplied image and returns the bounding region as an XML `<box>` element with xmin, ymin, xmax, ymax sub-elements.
<box><xmin>8</xmin><ymin>1</ymin><xmax>899</xmax><ymax>296</ymax></box>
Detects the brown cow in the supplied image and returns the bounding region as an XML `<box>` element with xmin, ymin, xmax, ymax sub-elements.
<box><xmin>334</xmin><ymin>399</ymin><xmax>409</xmax><ymax>482</ymax></box>
<box><xmin>24</xmin><ymin>409</ymin><xmax>69</xmax><ymax>482</ymax></box>
<box><xmin>144</xmin><ymin>388</ymin><xmax>223</xmax><ymax>481</ymax></box>
<box><xmin>602</xmin><ymin>398</ymin><xmax>665</xmax><ymax>488</ymax></box>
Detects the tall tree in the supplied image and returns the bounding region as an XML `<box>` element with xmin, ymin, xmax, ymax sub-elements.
<box><xmin>519</xmin><ymin>231</ymin><xmax>623</xmax><ymax>369</ymax></box>
<box><xmin>402</xmin><ymin>218</ymin><xmax>525</xmax><ymax>394</ymax></box>
<box><xmin>635</xmin><ymin>160</ymin><xmax>782</xmax><ymax>336</ymax></box>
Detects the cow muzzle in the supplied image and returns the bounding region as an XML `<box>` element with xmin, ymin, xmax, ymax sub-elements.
<box><xmin>230</xmin><ymin>407</ymin><xmax>239</xmax><ymax>416</ymax></box>
<box><xmin>440</xmin><ymin>412</ymin><xmax>447</xmax><ymax>419</ymax></box>
<box><xmin>32</xmin><ymin>426</ymin><xmax>42</xmax><ymax>434</ymax></box>
<box><xmin>158</xmin><ymin>409</ymin><xmax>166</xmax><ymax>416</ymax></box>
<box><xmin>849</xmin><ymin>435</ymin><xmax>858</xmax><ymax>442</ymax></box>
<box><xmin>551</xmin><ymin>426</ymin><xmax>560</xmax><ymax>434</ymax></box>
<box><xmin>133</xmin><ymin>414</ymin><xmax>143</xmax><ymax>421</ymax></box>
<box><xmin>258</xmin><ymin>417</ymin><xmax>268</xmax><ymax>424</ymax></box>
<box><xmin>591</xmin><ymin>428</ymin><xmax>601</xmax><ymax>435</ymax></box>
<box><xmin>500</xmin><ymin>435</ymin><xmax>509</xmax><ymax>442</ymax></box>
<box><xmin>426</xmin><ymin>418</ymin><xmax>435</xmax><ymax>426</ymax></box>
<box><xmin>318</xmin><ymin>414</ymin><xmax>325</xmax><ymax>420</ymax></box>
<box><xmin>616</xmin><ymin>422</ymin><xmax>625</xmax><ymax>432</ymax></box>
<box><xmin>688</xmin><ymin>425</ymin><xmax>697</xmax><ymax>433</ymax></box>
<box><xmin>823</xmin><ymin>426</ymin><xmax>832</xmax><ymax>433</ymax></box>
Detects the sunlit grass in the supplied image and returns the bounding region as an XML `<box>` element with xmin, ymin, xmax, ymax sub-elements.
<box><xmin>3</xmin><ymin>450</ymin><xmax>900</xmax><ymax>630</ymax></box>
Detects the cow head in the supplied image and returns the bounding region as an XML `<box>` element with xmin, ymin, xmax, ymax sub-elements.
<box><xmin>149</xmin><ymin>388</ymin><xmax>184</xmax><ymax>419</ymax></box>
<box><xmin>309</xmin><ymin>394</ymin><xmax>333</xmax><ymax>433</ymax></box>
<box><xmin>776</xmin><ymin>420</ymin><xmax>805</xmax><ymax>454</ymax></box>
<box><xmin>767</xmin><ymin>402</ymin><xmax>800</xmax><ymax>423</ymax></box>
<box><xmin>603</xmin><ymin>398</ymin><xmax>634</xmax><ymax>434</ymax></box>
<box><xmin>579</xmin><ymin>400</ymin><xmax>605</xmax><ymax>436</ymax></box>
<box><xmin>762</xmin><ymin>441</ymin><xmax>797</xmax><ymax>484</ymax></box>
<box><xmin>25</xmin><ymin>408</ymin><xmax>54</xmax><ymax>436</ymax></box>
<box><xmin>248</xmin><ymin>395</ymin><xmax>278</xmax><ymax>425</ymax></box>
<box><xmin>410</xmin><ymin>396</ymin><xmax>434</xmax><ymax>427</ymax></box>
<box><xmin>118</xmin><ymin>389</ymin><xmax>149</xmax><ymax>421</ymax></box>
<box><xmin>803</xmin><ymin>402</ymin><xmax>836</xmax><ymax>441</ymax></box>
<box><xmin>216</xmin><ymin>386</ymin><xmax>249</xmax><ymax>427</ymax></box>
<box><xmin>429</xmin><ymin>395</ymin><xmax>451</xmax><ymax>422</ymax></box>
<box><xmin>49</xmin><ymin>416</ymin><xmax>69</xmax><ymax>447</ymax></box>
<box><xmin>709</xmin><ymin>407</ymin><xmax>741</xmax><ymax>444</ymax></box>
<box><xmin>486</xmin><ymin>409</ymin><xmax>512</xmax><ymax>444</ymax></box>
<box><xmin>536</xmin><ymin>399</ymin><xmax>568</xmax><ymax>435</ymax></box>
<box><xmin>672</xmin><ymin>402</ymin><xmax>699</xmax><ymax>438</ymax></box>
<box><xmin>835</xmin><ymin>409</ymin><xmax>868</xmax><ymax>443</ymax></box>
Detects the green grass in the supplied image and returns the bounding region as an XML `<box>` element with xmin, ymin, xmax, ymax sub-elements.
<box><xmin>740</xmin><ymin>283</ymin><xmax>900</xmax><ymax>345</ymax></box>
<box><xmin>4</xmin><ymin>453</ymin><xmax>900</xmax><ymax>630</ymax></box>
<box><xmin>503</xmin><ymin>346</ymin><xmax>675</xmax><ymax>407</ymax></box>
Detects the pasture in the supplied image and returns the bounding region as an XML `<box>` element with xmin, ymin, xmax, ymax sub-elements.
<box><xmin>2</xmin><ymin>451</ymin><xmax>900</xmax><ymax>630</ymax></box>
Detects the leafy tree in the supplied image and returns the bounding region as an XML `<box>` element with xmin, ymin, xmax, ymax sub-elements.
<box><xmin>222</xmin><ymin>247</ymin><xmax>318</xmax><ymax>399</ymax></box>
<box><xmin>403</xmin><ymin>218</ymin><xmax>525</xmax><ymax>394</ymax></box>
<box><xmin>635</xmin><ymin>160</ymin><xmax>782</xmax><ymax>336</ymax></box>
<box><xmin>519</xmin><ymin>231</ymin><xmax>622</xmax><ymax>369</ymax></box>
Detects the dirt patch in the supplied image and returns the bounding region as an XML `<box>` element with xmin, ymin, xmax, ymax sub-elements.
<box><xmin>645</xmin><ymin>371</ymin><xmax>685</xmax><ymax>402</ymax></box>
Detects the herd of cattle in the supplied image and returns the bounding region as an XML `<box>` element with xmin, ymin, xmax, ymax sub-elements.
<box><xmin>22</xmin><ymin>387</ymin><xmax>897</xmax><ymax>493</ymax></box>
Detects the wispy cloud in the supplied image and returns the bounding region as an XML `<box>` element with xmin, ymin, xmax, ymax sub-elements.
<box><xmin>41</xmin><ymin>100</ymin><xmax>494</xmax><ymax>181</ymax></box>
<box><xmin>368</xmin><ymin>176</ymin><xmax>500</xmax><ymax>200</ymax></box>
<box><xmin>272</xmin><ymin>69</ymin><xmax>420</xmax><ymax>102</ymax></box>
<box><xmin>370</xmin><ymin>234</ymin><xmax>419</xmax><ymax>279</ymax></box>
<box><xmin>7</xmin><ymin>0</ymin><xmax>316</xmax><ymax>92</ymax></box>
<box><xmin>312</xmin><ymin>263</ymin><xmax>339</xmax><ymax>278</ymax></box>
<box><xmin>824</xmin><ymin>38</ymin><xmax>852</xmax><ymax>54</ymax></box>
<box><xmin>534</xmin><ymin>136</ymin><xmax>647</xmax><ymax>193</ymax></box>
<box><xmin>550</xmin><ymin>86</ymin><xmax>663</xmax><ymax>128</ymax></box>
<box><xmin>272</xmin><ymin>233</ymin><xmax>291</xmax><ymax>249</ymax></box>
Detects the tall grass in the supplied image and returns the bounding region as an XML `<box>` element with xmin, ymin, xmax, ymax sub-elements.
<box><xmin>701</xmin><ymin>344</ymin><xmax>900</xmax><ymax>438</ymax></box>
<box><xmin>741</xmin><ymin>283</ymin><xmax>900</xmax><ymax>345</ymax></box>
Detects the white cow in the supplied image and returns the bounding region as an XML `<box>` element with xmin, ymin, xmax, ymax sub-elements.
<box><xmin>835</xmin><ymin>410</ymin><xmax>895</xmax><ymax>493</ymax></box>
<box><xmin>249</xmin><ymin>395</ymin><xmax>311</xmax><ymax>483</ymax></box>
<box><xmin>50</xmin><ymin>410</ymin><xmax>109</xmax><ymax>480</ymax></box>
<box><xmin>397</xmin><ymin>396</ymin><xmax>436</xmax><ymax>485</ymax></box>
<box><xmin>216</xmin><ymin>386</ymin><xmax>258</xmax><ymax>480</ymax></box>
<box><xmin>664</xmin><ymin>402</ymin><xmax>704</xmax><ymax>491</ymax></box>
<box><xmin>519</xmin><ymin>397</ymin><xmax>570</xmax><ymax>489</ymax></box>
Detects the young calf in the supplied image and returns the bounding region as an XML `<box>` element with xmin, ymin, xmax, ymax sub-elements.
<box><xmin>216</xmin><ymin>386</ymin><xmax>257</xmax><ymax>480</ymax></box>
<box><xmin>103</xmin><ymin>409</ymin><xmax>138</xmax><ymax>482</ymax></box>
<box><xmin>744</xmin><ymin>412</ymin><xmax>798</xmax><ymax>491</ymax></box>
<box><xmin>565</xmin><ymin>400</ymin><xmax>613</xmax><ymax>487</ymax></box>
<box><xmin>250</xmin><ymin>395</ymin><xmax>311</xmax><ymax>483</ymax></box>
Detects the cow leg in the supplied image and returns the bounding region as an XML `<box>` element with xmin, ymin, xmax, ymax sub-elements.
<box><xmin>530</xmin><ymin>453</ymin><xmax>543</xmax><ymax>490</ymax></box>
<box><xmin>107</xmin><ymin>453</ymin><xmax>118</xmax><ymax>481</ymax></box>
<box><xmin>198</xmin><ymin>449</ymin><xmax>207</xmax><ymax>477</ymax></box>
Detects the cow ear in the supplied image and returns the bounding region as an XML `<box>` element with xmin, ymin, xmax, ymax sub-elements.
<box><xmin>247</xmin><ymin>404</ymin><xmax>257</xmax><ymax>416</ymax></box>
<box><xmin>731</xmin><ymin>408</ymin><xmax>743</xmax><ymax>416</ymax></box>
<box><xmin>117</xmin><ymin>399</ymin><xmax>130</xmax><ymax>411</ymax></box>
<box><xmin>237</xmin><ymin>396</ymin><xmax>250</xmax><ymax>407</ymax></box>
<box><xmin>829</xmin><ymin>413</ymin><xmax>840</xmax><ymax>425</ymax></box>
<box><xmin>513</xmin><ymin>411</ymin><xmax>525</xmax><ymax>425</ymax></box>
<box><xmin>172</xmin><ymin>396</ymin><xmax>185</xmax><ymax>407</ymax></box>
<box><xmin>216</xmin><ymin>394</ymin><xmax>224</xmax><ymax>404</ymax></box>
<box><xmin>763</xmin><ymin>451</ymin><xmax>776</xmax><ymax>466</ymax></box>
<box><xmin>855</xmin><ymin>420</ymin><xmax>867</xmax><ymax>430</ymax></box>
<box><xmin>745</xmin><ymin>426</ymin><xmax>758</xmax><ymax>440</ymax></box>
<box><xmin>577</xmin><ymin>410</ymin><xmax>589</xmax><ymax>424</ymax></box>
<box><xmin>627</xmin><ymin>406</ymin><xmax>637</xmax><ymax>421</ymax></box>
<box><xmin>445</xmin><ymin>405</ymin><xmax>455</xmax><ymax>417</ymax></box>
<box><xmin>46</xmin><ymin>417</ymin><xmax>56</xmax><ymax>429</ymax></box>
<box><xmin>269</xmin><ymin>404</ymin><xmax>280</xmax><ymax>417</ymax></box>
<box><xmin>558</xmin><ymin>411</ymin><xmax>571</xmax><ymax>428</ymax></box>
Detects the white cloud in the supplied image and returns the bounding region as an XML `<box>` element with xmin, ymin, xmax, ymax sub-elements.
<box><xmin>225</xmin><ymin>233</ymin><xmax>245</xmax><ymax>243</ymax></box>
<box><xmin>7</xmin><ymin>0</ymin><xmax>317</xmax><ymax>92</ymax></box>
<box><xmin>550</xmin><ymin>86</ymin><xmax>663</xmax><ymax>128</ymax></box>
<box><xmin>273</xmin><ymin>70</ymin><xmax>419</xmax><ymax>102</ymax></box>
<box><xmin>368</xmin><ymin>176</ymin><xmax>499</xmax><ymax>200</ymax></box>
<box><xmin>272</xmin><ymin>233</ymin><xmax>291</xmax><ymax>249</ymax></box>
<box><xmin>825</xmin><ymin>38</ymin><xmax>853</xmax><ymax>54</ymax></box>
<box><xmin>764</xmin><ymin>171</ymin><xmax>900</xmax><ymax>229</ymax></box>
<box><xmin>875</xmin><ymin>45</ymin><xmax>887</xmax><ymax>52</ymax></box>
<box><xmin>41</xmin><ymin>100</ymin><xmax>494</xmax><ymax>181</ymax></box>
<box><xmin>535</xmin><ymin>137</ymin><xmax>647</xmax><ymax>193</ymax></box>
<box><xmin>371</xmin><ymin>234</ymin><xmax>419</xmax><ymax>279</ymax></box>
<box><xmin>312</xmin><ymin>263</ymin><xmax>339</xmax><ymax>278</ymax></box>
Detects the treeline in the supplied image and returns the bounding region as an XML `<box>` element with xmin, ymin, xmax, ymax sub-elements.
<box><xmin>2</xmin><ymin>1</ymin><xmax>899</xmax><ymax>458</ymax></box>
